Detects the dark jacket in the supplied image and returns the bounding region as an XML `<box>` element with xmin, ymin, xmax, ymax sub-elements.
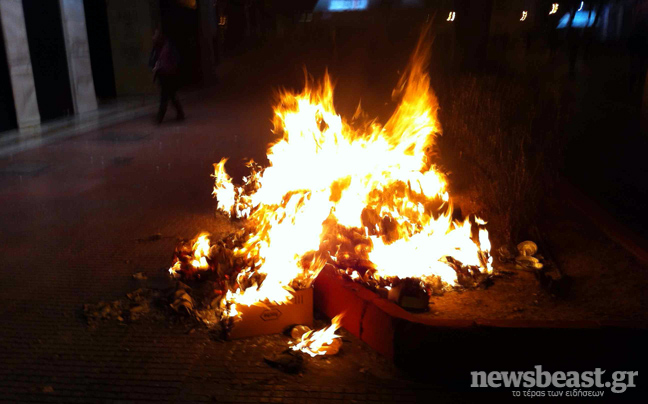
<box><xmin>150</xmin><ymin>40</ymin><xmax>180</xmax><ymax>78</ymax></box>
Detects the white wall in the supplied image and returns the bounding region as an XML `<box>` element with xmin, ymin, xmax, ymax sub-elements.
<box><xmin>0</xmin><ymin>0</ymin><xmax>40</xmax><ymax>128</ymax></box>
<box><xmin>59</xmin><ymin>0</ymin><xmax>98</xmax><ymax>114</ymax></box>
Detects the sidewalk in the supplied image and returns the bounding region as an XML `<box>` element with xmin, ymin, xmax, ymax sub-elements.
<box><xmin>0</xmin><ymin>94</ymin><xmax>160</xmax><ymax>158</ymax></box>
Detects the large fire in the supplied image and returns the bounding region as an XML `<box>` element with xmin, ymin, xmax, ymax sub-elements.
<box><xmin>170</xmin><ymin>29</ymin><xmax>492</xmax><ymax>322</ymax></box>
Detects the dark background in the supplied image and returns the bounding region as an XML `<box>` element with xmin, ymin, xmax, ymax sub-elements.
<box><xmin>22</xmin><ymin>0</ymin><xmax>74</xmax><ymax>122</ymax></box>
<box><xmin>0</xmin><ymin>27</ymin><xmax>17</xmax><ymax>132</ymax></box>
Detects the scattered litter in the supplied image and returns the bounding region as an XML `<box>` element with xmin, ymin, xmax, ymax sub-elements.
<box><xmin>169</xmin><ymin>282</ymin><xmax>196</xmax><ymax>315</ymax></box>
<box><xmin>84</xmin><ymin>288</ymin><xmax>161</xmax><ymax>326</ymax></box>
<box><xmin>126</xmin><ymin>288</ymin><xmax>148</xmax><ymax>302</ymax></box>
<box><xmin>517</xmin><ymin>240</ymin><xmax>538</xmax><ymax>257</ymax></box>
<box><xmin>387</xmin><ymin>280</ymin><xmax>429</xmax><ymax>312</ymax></box>
<box><xmin>290</xmin><ymin>325</ymin><xmax>311</xmax><ymax>340</ymax></box>
<box><xmin>515</xmin><ymin>255</ymin><xmax>543</xmax><ymax>270</ymax></box>
<box><xmin>497</xmin><ymin>245</ymin><xmax>514</xmax><ymax>261</ymax></box>
<box><xmin>84</xmin><ymin>300</ymin><xmax>123</xmax><ymax>325</ymax></box>
<box><xmin>264</xmin><ymin>350</ymin><xmax>304</xmax><ymax>373</ymax></box>
<box><xmin>498</xmin><ymin>240</ymin><xmax>545</xmax><ymax>271</ymax></box>
<box><xmin>136</xmin><ymin>234</ymin><xmax>163</xmax><ymax>243</ymax></box>
<box><xmin>129</xmin><ymin>304</ymin><xmax>150</xmax><ymax>321</ymax></box>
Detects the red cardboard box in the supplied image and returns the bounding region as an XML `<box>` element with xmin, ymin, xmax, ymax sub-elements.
<box><xmin>226</xmin><ymin>288</ymin><xmax>313</xmax><ymax>339</ymax></box>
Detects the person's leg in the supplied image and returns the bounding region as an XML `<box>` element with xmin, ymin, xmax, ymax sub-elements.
<box><xmin>157</xmin><ymin>77</ymin><xmax>170</xmax><ymax>123</ymax></box>
<box><xmin>170</xmin><ymin>90</ymin><xmax>185</xmax><ymax>120</ymax></box>
<box><xmin>169</xmin><ymin>76</ymin><xmax>184</xmax><ymax>120</ymax></box>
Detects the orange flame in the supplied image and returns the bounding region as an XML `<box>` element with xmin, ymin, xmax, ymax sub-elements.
<box><xmin>169</xmin><ymin>232</ymin><xmax>211</xmax><ymax>278</ymax></box>
<box><xmin>177</xmin><ymin>27</ymin><xmax>492</xmax><ymax>318</ymax></box>
<box><xmin>291</xmin><ymin>314</ymin><xmax>344</xmax><ymax>357</ymax></box>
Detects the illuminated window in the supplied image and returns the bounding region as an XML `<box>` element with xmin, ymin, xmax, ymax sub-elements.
<box><xmin>328</xmin><ymin>0</ymin><xmax>368</xmax><ymax>11</ymax></box>
<box><xmin>556</xmin><ymin>11</ymin><xmax>596</xmax><ymax>28</ymax></box>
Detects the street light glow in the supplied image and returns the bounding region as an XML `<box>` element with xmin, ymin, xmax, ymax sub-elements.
<box><xmin>549</xmin><ymin>3</ymin><xmax>559</xmax><ymax>14</ymax></box>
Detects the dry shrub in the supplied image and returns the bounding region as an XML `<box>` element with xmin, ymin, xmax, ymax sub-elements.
<box><xmin>433</xmin><ymin>74</ymin><xmax>566</xmax><ymax>243</ymax></box>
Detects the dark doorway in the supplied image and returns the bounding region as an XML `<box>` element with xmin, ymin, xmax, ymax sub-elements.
<box><xmin>223</xmin><ymin>0</ymin><xmax>246</xmax><ymax>54</ymax></box>
<box><xmin>0</xmin><ymin>27</ymin><xmax>18</xmax><ymax>133</ymax></box>
<box><xmin>84</xmin><ymin>0</ymin><xmax>116</xmax><ymax>100</ymax></box>
<box><xmin>159</xmin><ymin>0</ymin><xmax>203</xmax><ymax>87</ymax></box>
<box><xmin>22</xmin><ymin>0</ymin><xmax>74</xmax><ymax>122</ymax></box>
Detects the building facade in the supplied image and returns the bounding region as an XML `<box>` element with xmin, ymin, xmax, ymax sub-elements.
<box><xmin>0</xmin><ymin>0</ymin><xmax>220</xmax><ymax>134</ymax></box>
<box><xmin>0</xmin><ymin>0</ymin><xmax>643</xmax><ymax>135</ymax></box>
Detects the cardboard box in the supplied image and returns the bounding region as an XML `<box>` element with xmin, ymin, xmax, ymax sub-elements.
<box><xmin>227</xmin><ymin>288</ymin><xmax>313</xmax><ymax>339</ymax></box>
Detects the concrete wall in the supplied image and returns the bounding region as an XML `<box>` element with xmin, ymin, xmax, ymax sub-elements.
<box><xmin>0</xmin><ymin>0</ymin><xmax>40</xmax><ymax>128</ymax></box>
<box><xmin>60</xmin><ymin>0</ymin><xmax>97</xmax><ymax>114</ymax></box>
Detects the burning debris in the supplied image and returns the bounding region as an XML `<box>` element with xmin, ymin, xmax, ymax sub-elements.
<box><xmin>290</xmin><ymin>314</ymin><xmax>344</xmax><ymax>357</ymax></box>
<box><xmin>263</xmin><ymin>350</ymin><xmax>304</xmax><ymax>374</ymax></box>
<box><xmin>167</xmin><ymin>26</ymin><xmax>495</xmax><ymax>329</ymax></box>
<box><xmin>169</xmin><ymin>230</ymin><xmax>250</xmax><ymax>281</ymax></box>
<box><xmin>263</xmin><ymin>316</ymin><xmax>345</xmax><ymax>374</ymax></box>
<box><xmin>290</xmin><ymin>325</ymin><xmax>312</xmax><ymax>340</ymax></box>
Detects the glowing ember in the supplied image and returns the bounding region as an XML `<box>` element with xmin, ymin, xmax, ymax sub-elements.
<box><xmin>291</xmin><ymin>315</ymin><xmax>344</xmax><ymax>357</ymax></box>
<box><xmin>170</xmin><ymin>26</ymin><xmax>493</xmax><ymax>321</ymax></box>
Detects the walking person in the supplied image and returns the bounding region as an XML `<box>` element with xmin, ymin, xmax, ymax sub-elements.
<box><xmin>150</xmin><ymin>29</ymin><xmax>185</xmax><ymax>123</ymax></box>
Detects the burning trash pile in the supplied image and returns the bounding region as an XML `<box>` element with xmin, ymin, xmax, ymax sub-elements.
<box><xmin>166</xmin><ymin>28</ymin><xmax>496</xmax><ymax>342</ymax></box>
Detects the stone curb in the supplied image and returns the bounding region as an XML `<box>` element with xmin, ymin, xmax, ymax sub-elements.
<box><xmin>313</xmin><ymin>266</ymin><xmax>647</xmax><ymax>375</ymax></box>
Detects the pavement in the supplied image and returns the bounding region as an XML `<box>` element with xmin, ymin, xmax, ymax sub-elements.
<box><xmin>0</xmin><ymin>95</ymin><xmax>158</xmax><ymax>159</ymax></box>
<box><xmin>0</xmin><ymin>79</ymin><xmax>487</xmax><ymax>403</ymax></box>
